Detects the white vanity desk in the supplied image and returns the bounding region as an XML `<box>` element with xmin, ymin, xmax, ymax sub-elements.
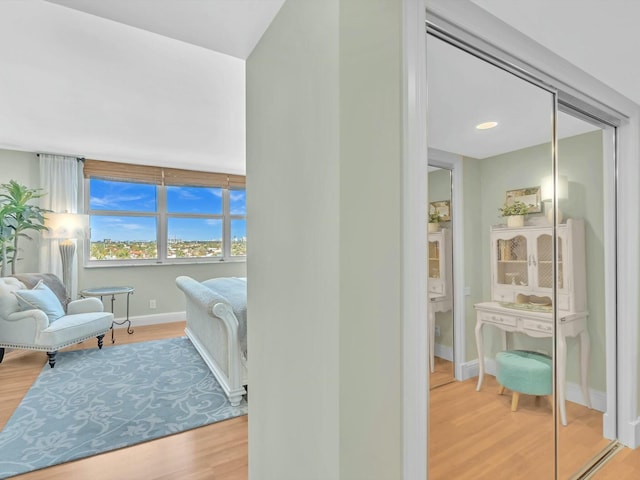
<box><xmin>475</xmin><ymin>219</ymin><xmax>590</xmax><ymax>426</ymax></box>
<box><xmin>474</xmin><ymin>301</ymin><xmax>590</xmax><ymax>426</ymax></box>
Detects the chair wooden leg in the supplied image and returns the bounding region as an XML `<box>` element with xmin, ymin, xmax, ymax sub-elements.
<box><xmin>47</xmin><ymin>351</ymin><xmax>57</xmax><ymax>368</ymax></box>
<box><xmin>511</xmin><ymin>391</ymin><xmax>520</xmax><ymax>412</ymax></box>
<box><xmin>498</xmin><ymin>384</ymin><xmax>505</xmax><ymax>395</ymax></box>
<box><xmin>97</xmin><ymin>334</ymin><xmax>105</xmax><ymax>349</ymax></box>
<box><xmin>0</xmin><ymin>347</ymin><xmax>4</xmax><ymax>364</ymax></box>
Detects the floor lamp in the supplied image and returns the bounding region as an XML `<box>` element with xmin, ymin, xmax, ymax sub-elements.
<box><xmin>43</xmin><ymin>213</ymin><xmax>89</xmax><ymax>297</ymax></box>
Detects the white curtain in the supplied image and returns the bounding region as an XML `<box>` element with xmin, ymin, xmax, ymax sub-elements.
<box><xmin>39</xmin><ymin>155</ymin><xmax>83</xmax><ymax>298</ymax></box>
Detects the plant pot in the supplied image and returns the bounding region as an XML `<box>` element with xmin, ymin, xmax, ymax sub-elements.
<box><xmin>428</xmin><ymin>222</ymin><xmax>440</xmax><ymax>233</ymax></box>
<box><xmin>506</xmin><ymin>215</ymin><xmax>524</xmax><ymax>228</ymax></box>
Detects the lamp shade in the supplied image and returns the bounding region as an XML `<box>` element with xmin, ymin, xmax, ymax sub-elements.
<box><xmin>43</xmin><ymin>213</ymin><xmax>89</xmax><ymax>240</ymax></box>
<box><xmin>541</xmin><ymin>175</ymin><xmax>568</xmax><ymax>201</ymax></box>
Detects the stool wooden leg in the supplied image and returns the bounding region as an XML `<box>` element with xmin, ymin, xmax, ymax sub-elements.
<box><xmin>535</xmin><ymin>395</ymin><xmax>541</xmax><ymax>405</ymax></box>
<box><xmin>511</xmin><ymin>392</ymin><xmax>520</xmax><ymax>412</ymax></box>
<box><xmin>498</xmin><ymin>384</ymin><xmax>505</xmax><ymax>395</ymax></box>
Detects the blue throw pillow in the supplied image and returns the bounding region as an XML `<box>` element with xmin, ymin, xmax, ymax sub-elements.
<box><xmin>14</xmin><ymin>280</ymin><xmax>65</xmax><ymax>323</ymax></box>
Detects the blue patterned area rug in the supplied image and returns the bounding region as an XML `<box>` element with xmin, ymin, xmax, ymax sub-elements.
<box><xmin>0</xmin><ymin>336</ymin><xmax>247</xmax><ymax>479</ymax></box>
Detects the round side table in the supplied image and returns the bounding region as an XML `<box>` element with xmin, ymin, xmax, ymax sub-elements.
<box><xmin>80</xmin><ymin>286</ymin><xmax>134</xmax><ymax>343</ymax></box>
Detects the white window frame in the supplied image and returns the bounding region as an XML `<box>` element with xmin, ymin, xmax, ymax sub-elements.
<box><xmin>84</xmin><ymin>177</ymin><xmax>246</xmax><ymax>266</ymax></box>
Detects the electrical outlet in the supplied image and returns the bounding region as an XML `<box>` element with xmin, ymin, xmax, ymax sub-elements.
<box><xmin>434</xmin><ymin>325</ymin><xmax>441</xmax><ymax>337</ymax></box>
<box><xmin>149</xmin><ymin>299</ymin><xmax>157</xmax><ymax>309</ymax></box>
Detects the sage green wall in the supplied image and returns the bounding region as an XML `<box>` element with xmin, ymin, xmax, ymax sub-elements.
<box><xmin>462</xmin><ymin>156</ymin><xmax>484</xmax><ymax>361</ymax></box>
<box><xmin>468</xmin><ymin>131</ymin><xmax>606</xmax><ymax>392</ymax></box>
<box><xmin>247</xmin><ymin>0</ymin><xmax>404</xmax><ymax>478</ymax></box>
<box><xmin>429</xmin><ymin>168</ymin><xmax>453</xmax><ymax>349</ymax></box>
<box><xmin>0</xmin><ymin>150</ymin><xmax>42</xmax><ymax>274</ymax></box>
<box><xmin>0</xmin><ymin>148</ymin><xmax>246</xmax><ymax>319</ymax></box>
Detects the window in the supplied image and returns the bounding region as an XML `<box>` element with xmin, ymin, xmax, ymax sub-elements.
<box><xmin>84</xmin><ymin>160</ymin><xmax>246</xmax><ymax>265</ymax></box>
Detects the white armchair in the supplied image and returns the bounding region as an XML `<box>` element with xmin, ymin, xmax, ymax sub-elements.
<box><xmin>0</xmin><ymin>275</ymin><xmax>113</xmax><ymax>367</ymax></box>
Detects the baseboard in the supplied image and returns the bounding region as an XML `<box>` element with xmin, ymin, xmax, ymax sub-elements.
<box><xmin>113</xmin><ymin>311</ymin><xmax>185</xmax><ymax>329</ymax></box>
<box><xmin>434</xmin><ymin>343</ymin><xmax>453</xmax><ymax>362</ymax></box>
<box><xmin>564</xmin><ymin>382</ymin><xmax>606</xmax><ymax>412</ymax></box>
<box><xmin>460</xmin><ymin>359</ymin><xmax>478</xmax><ymax>381</ymax></box>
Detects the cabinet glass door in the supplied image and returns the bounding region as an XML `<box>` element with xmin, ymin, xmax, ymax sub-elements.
<box><xmin>428</xmin><ymin>239</ymin><xmax>440</xmax><ymax>279</ymax></box>
<box><xmin>496</xmin><ymin>235</ymin><xmax>529</xmax><ymax>287</ymax></box>
<box><xmin>536</xmin><ymin>233</ymin><xmax>556</xmax><ymax>289</ymax></box>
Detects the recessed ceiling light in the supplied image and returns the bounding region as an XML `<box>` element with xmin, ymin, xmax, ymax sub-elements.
<box><xmin>476</xmin><ymin>121</ymin><xmax>498</xmax><ymax>130</ymax></box>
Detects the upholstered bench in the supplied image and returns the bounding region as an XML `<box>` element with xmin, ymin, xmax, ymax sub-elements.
<box><xmin>496</xmin><ymin>350</ymin><xmax>552</xmax><ymax>412</ymax></box>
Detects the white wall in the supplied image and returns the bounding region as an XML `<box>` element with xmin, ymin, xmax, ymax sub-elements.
<box><xmin>247</xmin><ymin>0</ymin><xmax>404</xmax><ymax>478</ymax></box>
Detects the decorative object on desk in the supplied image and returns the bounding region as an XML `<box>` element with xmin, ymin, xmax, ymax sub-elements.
<box><xmin>541</xmin><ymin>174</ymin><xmax>569</xmax><ymax>224</ymax></box>
<box><xmin>504</xmin><ymin>186</ymin><xmax>541</xmax><ymax>213</ymax></box>
<box><xmin>43</xmin><ymin>212</ymin><xmax>89</xmax><ymax>298</ymax></box>
<box><xmin>0</xmin><ymin>336</ymin><xmax>248</xmax><ymax>478</ymax></box>
<box><xmin>498</xmin><ymin>200</ymin><xmax>532</xmax><ymax>227</ymax></box>
<box><xmin>0</xmin><ymin>181</ymin><xmax>50</xmax><ymax>276</ymax></box>
<box><xmin>429</xmin><ymin>200</ymin><xmax>451</xmax><ymax>221</ymax></box>
<box><xmin>428</xmin><ymin>210</ymin><xmax>442</xmax><ymax>232</ymax></box>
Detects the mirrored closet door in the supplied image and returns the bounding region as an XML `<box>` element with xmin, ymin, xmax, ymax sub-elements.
<box><xmin>426</xmin><ymin>29</ymin><xmax>618</xmax><ymax>479</ymax></box>
<box><xmin>427</xmin><ymin>165</ymin><xmax>454</xmax><ymax>389</ymax></box>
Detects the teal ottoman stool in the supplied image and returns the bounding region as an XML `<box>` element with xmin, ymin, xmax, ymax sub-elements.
<box><xmin>496</xmin><ymin>350</ymin><xmax>552</xmax><ymax>412</ymax></box>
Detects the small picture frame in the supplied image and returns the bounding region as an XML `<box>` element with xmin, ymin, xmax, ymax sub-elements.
<box><xmin>429</xmin><ymin>200</ymin><xmax>451</xmax><ymax>221</ymax></box>
<box><xmin>505</xmin><ymin>186</ymin><xmax>541</xmax><ymax>213</ymax></box>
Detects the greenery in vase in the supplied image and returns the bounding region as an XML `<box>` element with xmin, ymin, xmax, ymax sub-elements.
<box><xmin>498</xmin><ymin>200</ymin><xmax>532</xmax><ymax>217</ymax></box>
<box><xmin>429</xmin><ymin>211</ymin><xmax>442</xmax><ymax>224</ymax></box>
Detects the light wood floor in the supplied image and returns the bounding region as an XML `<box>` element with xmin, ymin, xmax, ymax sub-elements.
<box><xmin>1</xmin><ymin>323</ymin><xmax>638</xmax><ymax>479</ymax></box>
<box><xmin>0</xmin><ymin>322</ymin><xmax>248</xmax><ymax>480</ymax></box>
<box><xmin>430</xmin><ymin>357</ymin><xmax>455</xmax><ymax>389</ymax></box>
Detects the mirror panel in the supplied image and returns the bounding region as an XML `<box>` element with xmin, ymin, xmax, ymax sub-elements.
<box><xmin>428</xmin><ymin>166</ymin><xmax>454</xmax><ymax>388</ymax></box>
<box><xmin>556</xmin><ymin>112</ymin><xmax>616</xmax><ymax>477</ymax></box>
<box><xmin>427</xmin><ymin>33</ymin><xmax>555</xmax><ymax>479</ymax></box>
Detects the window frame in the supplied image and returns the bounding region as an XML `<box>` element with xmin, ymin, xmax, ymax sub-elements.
<box><xmin>84</xmin><ymin>177</ymin><xmax>246</xmax><ymax>267</ymax></box>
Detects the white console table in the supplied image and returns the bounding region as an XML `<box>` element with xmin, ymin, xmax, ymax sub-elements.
<box><xmin>474</xmin><ymin>301</ymin><xmax>590</xmax><ymax>426</ymax></box>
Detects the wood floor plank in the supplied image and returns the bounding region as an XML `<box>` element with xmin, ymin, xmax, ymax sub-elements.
<box><xmin>1</xmin><ymin>322</ymin><xmax>639</xmax><ymax>479</ymax></box>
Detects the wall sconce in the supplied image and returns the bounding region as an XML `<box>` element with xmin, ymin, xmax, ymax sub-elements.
<box><xmin>43</xmin><ymin>213</ymin><xmax>89</xmax><ymax>296</ymax></box>
<box><xmin>541</xmin><ymin>175</ymin><xmax>568</xmax><ymax>224</ymax></box>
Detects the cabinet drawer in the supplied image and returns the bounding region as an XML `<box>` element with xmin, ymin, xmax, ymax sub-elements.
<box><xmin>523</xmin><ymin>319</ymin><xmax>553</xmax><ymax>335</ymax></box>
<box><xmin>480</xmin><ymin>312</ymin><xmax>517</xmax><ymax>327</ymax></box>
<box><xmin>493</xmin><ymin>289</ymin><xmax>514</xmax><ymax>302</ymax></box>
<box><xmin>429</xmin><ymin>282</ymin><xmax>443</xmax><ymax>294</ymax></box>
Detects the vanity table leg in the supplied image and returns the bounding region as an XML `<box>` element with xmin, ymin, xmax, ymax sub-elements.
<box><xmin>429</xmin><ymin>308</ymin><xmax>436</xmax><ymax>373</ymax></box>
<box><xmin>579</xmin><ymin>329</ymin><xmax>592</xmax><ymax>408</ymax></box>
<box><xmin>557</xmin><ymin>333</ymin><xmax>568</xmax><ymax>426</ymax></box>
<box><xmin>475</xmin><ymin>320</ymin><xmax>485</xmax><ymax>391</ymax></box>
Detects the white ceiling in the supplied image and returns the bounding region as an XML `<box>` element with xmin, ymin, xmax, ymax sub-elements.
<box><xmin>471</xmin><ymin>0</ymin><xmax>640</xmax><ymax>107</ymax></box>
<box><xmin>1</xmin><ymin>0</ymin><xmax>637</xmax><ymax>172</ymax></box>
<box><xmin>427</xmin><ymin>35</ymin><xmax>597</xmax><ymax>159</ymax></box>
<box><xmin>0</xmin><ymin>0</ymin><xmax>283</xmax><ymax>175</ymax></box>
<box><xmin>46</xmin><ymin>0</ymin><xmax>285</xmax><ymax>60</ymax></box>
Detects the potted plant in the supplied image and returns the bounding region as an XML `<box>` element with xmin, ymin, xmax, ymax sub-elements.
<box><xmin>498</xmin><ymin>200</ymin><xmax>532</xmax><ymax>227</ymax></box>
<box><xmin>428</xmin><ymin>211</ymin><xmax>442</xmax><ymax>233</ymax></box>
<box><xmin>0</xmin><ymin>181</ymin><xmax>50</xmax><ymax>276</ymax></box>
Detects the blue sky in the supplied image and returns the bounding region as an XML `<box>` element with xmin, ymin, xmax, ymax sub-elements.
<box><xmin>90</xmin><ymin>179</ymin><xmax>246</xmax><ymax>241</ymax></box>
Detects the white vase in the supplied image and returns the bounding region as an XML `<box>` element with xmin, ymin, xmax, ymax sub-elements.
<box><xmin>428</xmin><ymin>222</ymin><xmax>440</xmax><ymax>233</ymax></box>
<box><xmin>507</xmin><ymin>215</ymin><xmax>524</xmax><ymax>228</ymax></box>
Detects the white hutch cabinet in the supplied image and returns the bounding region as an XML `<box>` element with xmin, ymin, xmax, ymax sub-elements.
<box><xmin>474</xmin><ymin>218</ymin><xmax>589</xmax><ymax>425</ymax></box>
<box><xmin>428</xmin><ymin>227</ymin><xmax>452</xmax><ymax>373</ymax></box>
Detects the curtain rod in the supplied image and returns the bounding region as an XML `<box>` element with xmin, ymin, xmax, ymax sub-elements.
<box><xmin>36</xmin><ymin>153</ymin><xmax>85</xmax><ymax>161</ymax></box>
